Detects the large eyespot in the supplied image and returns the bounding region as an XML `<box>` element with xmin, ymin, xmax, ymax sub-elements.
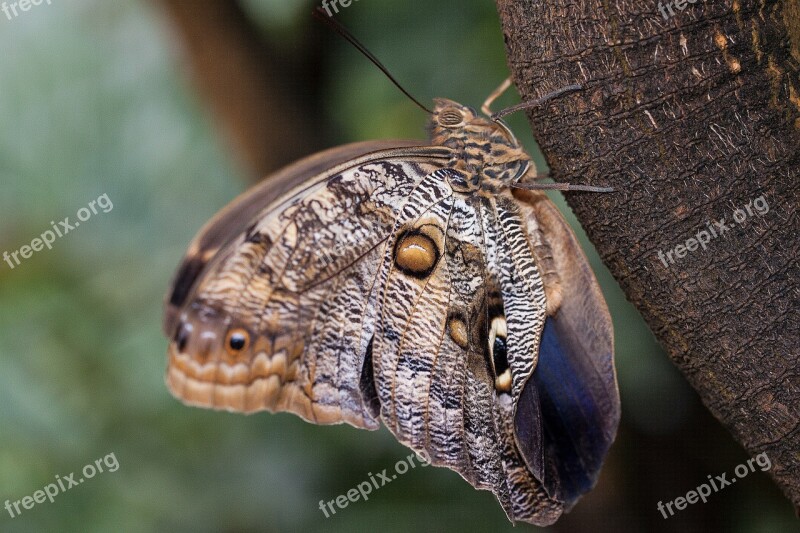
<box><xmin>224</xmin><ymin>328</ymin><xmax>250</xmax><ymax>357</ymax></box>
<box><xmin>393</xmin><ymin>223</ymin><xmax>444</xmax><ymax>279</ymax></box>
<box><xmin>438</xmin><ymin>107</ymin><xmax>465</xmax><ymax>128</ymax></box>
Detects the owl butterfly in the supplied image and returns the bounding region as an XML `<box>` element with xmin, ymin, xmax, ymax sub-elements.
<box><xmin>163</xmin><ymin>16</ymin><xmax>619</xmax><ymax>527</ymax></box>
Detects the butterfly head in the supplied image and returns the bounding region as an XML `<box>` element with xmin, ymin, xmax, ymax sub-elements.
<box><xmin>429</xmin><ymin>98</ymin><xmax>534</xmax><ymax>190</ymax></box>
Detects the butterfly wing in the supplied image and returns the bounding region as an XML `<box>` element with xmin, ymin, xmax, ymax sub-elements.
<box><xmin>165</xmin><ymin>139</ymin><xmax>427</xmax><ymax>335</ymax></box>
<box><xmin>367</xmin><ymin>185</ymin><xmax>563</xmax><ymax>525</ymax></box>
<box><xmin>511</xmin><ymin>188</ymin><xmax>620</xmax><ymax>509</ymax></box>
<box><xmin>165</xmin><ymin>141</ymin><xmax>451</xmax><ymax>429</ymax></box>
<box><xmin>165</xmin><ymin>143</ymin><xmax>616</xmax><ymax>526</ymax></box>
<box><xmin>366</xmin><ymin>183</ymin><xmax>617</xmax><ymax>524</ymax></box>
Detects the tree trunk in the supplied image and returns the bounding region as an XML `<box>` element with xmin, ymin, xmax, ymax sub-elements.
<box><xmin>496</xmin><ymin>0</ymin><xmax>799</xmax><ymax>511</ymax></box>
<box><xmin>155</xmin><ymin>0</ymin><xmax>324</xmax><ymax>181</ymax></box>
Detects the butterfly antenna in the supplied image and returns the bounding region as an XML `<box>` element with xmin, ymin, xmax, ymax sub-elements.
<box><xmin>511</xmin><ymin>181</ymin><xmax>614</xmax><ymax>193</ymax></box>
<box><xmin>313</xmin><ymin>8</ymin><xmax>433</xmax><ymax>114</ymax></box>
<box><xmin>491</xmin><ymin>84</ymin><xmax>583</xmax><ymax>120</ymax></box>
<box><xmin>511</xmin><ymin>171</ymin><xmax>613</xmax><ymax>193</ymax></box>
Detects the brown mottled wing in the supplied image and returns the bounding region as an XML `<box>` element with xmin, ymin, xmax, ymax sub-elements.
<box><xmin>368</xmin><ymin>181</ymin><xmax>562</xmax><ymax>525</ymax></box>
<box><xmin>164</xmin><ymin>143</ymin><xmax>613</xmax><ymax>525</ymax></box>
<box><xmin>165</xmin><ymin>140</ymin><xmax>427</xmax><ymax>335</ymax></box>
<box><xmin>165</xmin><ymin>141</ymin><xmax>450</xmax><ymax>430</ymax></box>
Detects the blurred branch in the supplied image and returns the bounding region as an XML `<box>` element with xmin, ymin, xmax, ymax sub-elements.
<box><xmin>154</xmin><ymin>0</ymin><xmax>322</xmax><ymax>181</ymax></box>
<box><xmin>496</xmin><ymin>0</ymin><xmax>800</xmax><ymax>513</ymax></box>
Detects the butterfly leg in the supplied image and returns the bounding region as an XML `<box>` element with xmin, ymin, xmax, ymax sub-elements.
<box><xmin>482</xmin><ymin>77</ymin><xmax>513</xmax><ymax>116</ymax></box>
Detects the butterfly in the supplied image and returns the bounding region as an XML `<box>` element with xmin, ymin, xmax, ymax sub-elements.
<box><xmin>163</xmin><ymin>14</ymin><xmax>619</xmax><ymax>526</ymax></box>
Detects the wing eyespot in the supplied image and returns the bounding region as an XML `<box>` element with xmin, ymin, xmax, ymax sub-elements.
<box><xmin>174</xmin><ymin>322</ymin><xmax>193</xmax><ymax>353</ymax></box>
<box><xmin>224</xmin><ymin>328</ymin><xmax>250</xmax><ymax>357</ymax></box>
<box><xmin>488</xmin><ymin>316</ymin><xmax>512</xmax><ymax>394</ymax></box>
<box><xmin>393</xmin><ymin>226</ymin><xmax>443</xmax><ymax>279</ymax></box>
<box><xmin>447</xmin><ymin>312</ymin><xmax>470</xmax><ymax>349</ymax></box>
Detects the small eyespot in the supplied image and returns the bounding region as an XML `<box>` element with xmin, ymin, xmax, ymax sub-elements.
<box><xmin>447</xmin><ymin>313</ymin><xmax>469</xmax><ymax>349</ymax></box>
<box><xmin>438</xmin><ymin>108</ymin><xmax>465</xmax><ymax>127</ymax></box>
<box><xmin>174</xmin><ymin>323</ymin><xmax>192</xmax><ymax>353</ymax></box>
<box><xmin>225</xmin><ymin>328</ymin><xmax>250</xmax><ymax>356</ymax></box>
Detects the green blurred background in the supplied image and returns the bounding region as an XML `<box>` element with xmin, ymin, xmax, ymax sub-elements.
<box><xmin>0</xmin><ymin>1</ymin><xmax>794</xmax><ymax>532</ymax></box>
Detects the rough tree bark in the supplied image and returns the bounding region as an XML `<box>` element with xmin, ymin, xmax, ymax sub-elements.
<box><xmin>496</xmin><ymin>0</ymin><xmax>799</xmax><ymax>512</ymax></box>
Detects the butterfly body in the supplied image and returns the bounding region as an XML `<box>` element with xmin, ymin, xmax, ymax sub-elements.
<box><xmin>164</xmin><ymin>98</ymin><xmax>619</xmax><ymax>526</ymax></box>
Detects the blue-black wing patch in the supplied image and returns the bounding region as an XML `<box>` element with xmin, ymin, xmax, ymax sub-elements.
<box><xmin>512</xmin><ymin>189</ymin><xmax>620</xmax><ymax>509</ymax></box>
<box><xmin>534</xmin><ymin>316</ymin><xmax>617</xmax><ymax>506</ymax></box>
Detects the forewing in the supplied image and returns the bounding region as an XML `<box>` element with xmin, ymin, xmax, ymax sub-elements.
<box><xmin>164</xmin><ymin>140</ymin><xmax>426</xmax><ymax>335</ymax></box>
<box><xmin>165</xmin><ymin>143</ymin><xmax>450</xmax><ymax>430</ymax></box>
